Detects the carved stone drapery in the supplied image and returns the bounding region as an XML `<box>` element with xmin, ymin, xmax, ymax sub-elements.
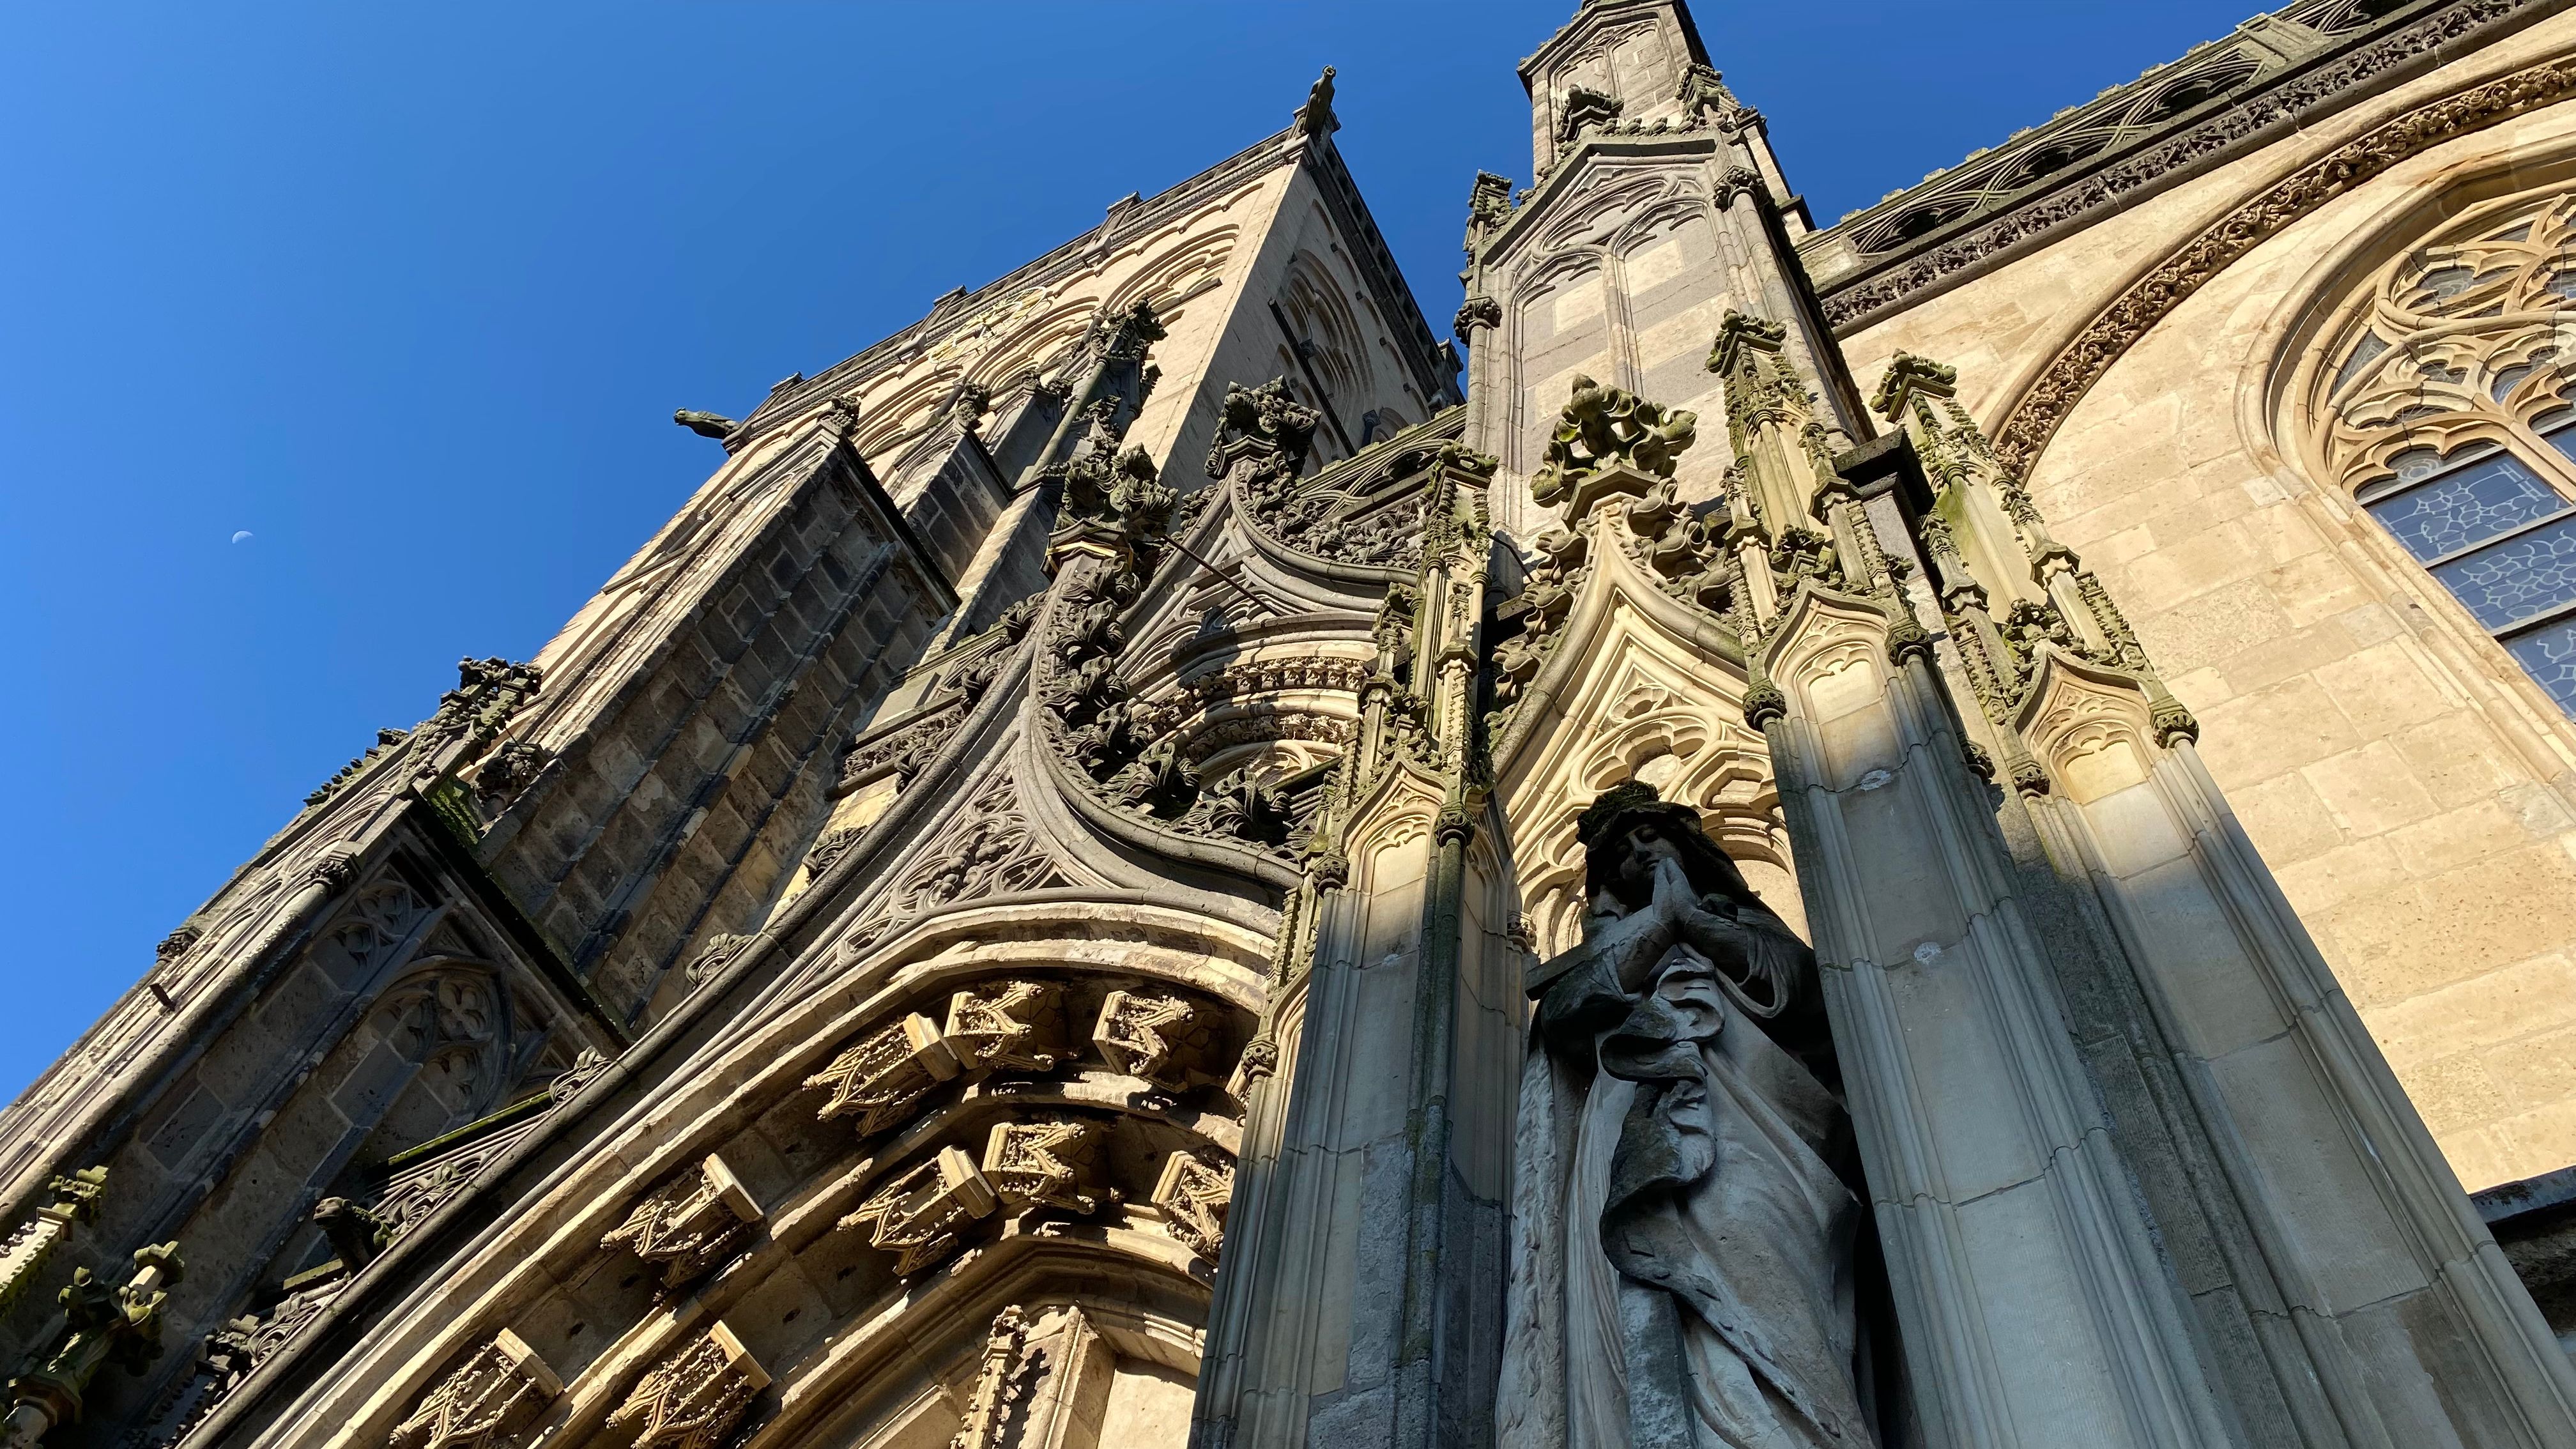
<box><xmin>385</xmin><ymin>1330</ymin><xmax>561</xmax><ymax>1449</ymax></box>
<box><xmin>599</xmin><ymin>1155</ymin><xmax>763</xmax><ymax>1292</ymax></box>
<box><xmin>602</xmin><ymin>1324</ymin><xmax>769</xmax><ymax>1449</ymax></box>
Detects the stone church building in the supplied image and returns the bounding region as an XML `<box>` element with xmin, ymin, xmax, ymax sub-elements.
<box><xmin>12</xmin><ymin>0</ymin><xmax>2576</xmax><ymax>1445</ymax></box>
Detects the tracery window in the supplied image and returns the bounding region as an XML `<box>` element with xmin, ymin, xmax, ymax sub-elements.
<box><xmin>2314</xmin><ymin>190</ymin><xmax>2576</xmax><ymax>714</ymax></box>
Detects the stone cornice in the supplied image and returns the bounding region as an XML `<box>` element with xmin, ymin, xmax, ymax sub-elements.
<box><xmin>1988</xmin><ymin>50</ymin><xmax>2576</xmax><ymax>479</ymax></box>
<box><xmin>1805</xmin><ymin>0</ymin><xmax>2570</xmax><ymax>335</ymax></box>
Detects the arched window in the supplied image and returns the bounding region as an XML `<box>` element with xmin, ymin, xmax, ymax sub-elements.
<box><xmin>2312</xmin><ymin>190</ymin><xmax>2576</xmax><ymax>714</ymax></box>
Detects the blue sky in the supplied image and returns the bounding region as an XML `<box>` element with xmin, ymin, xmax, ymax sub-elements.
<box><xmin>0</xmin><ymin>0</ymin><xmax>2262</xmax><ymax>1096</ymax></box>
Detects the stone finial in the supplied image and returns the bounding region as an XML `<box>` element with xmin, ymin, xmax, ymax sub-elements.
<box><xmin>949</xmin><ymin>1308</ymin><xmax>1031</xmax><ymax>1449</ymax></box>
<box><xmin>385</xmin><ymin>1330</ymin><xmax>562</xmax><ymax>1449</ymax></box>
<box><xmin>1528</xmin><ymin>375</ymin><xmax>1698</xmax><ymax>516</ymax></box>
<box><xmin>0</xmin><ymin>1169</ymin><xmax>107</xmax><ymax>1324</ymax></box>
<box><xmin>6</xmin><ymin>1243</ymin><xmax>182</xmax><ymax>1446</ymax></box>
<box><xmin>1204</xmin><ymin>378</ymin><xmax>1319</xmax><ymax>485</ymax></box>
<box><xmin>603</xmin><ymin>1323</ymin><xmax>769</xmax><ymax>1449</ymax></box>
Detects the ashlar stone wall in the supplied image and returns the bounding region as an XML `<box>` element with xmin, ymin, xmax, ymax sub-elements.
<box><xmin>1840</xmin><ymin>7</ymin><xmax>2576</xmax><ymax>1189</ymax></box>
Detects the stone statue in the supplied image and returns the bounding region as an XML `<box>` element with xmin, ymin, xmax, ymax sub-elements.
<box><xmin>672</xmin><ymin>409</ymin><xmax>737</xmax><ymax>440</ymax></box>
<box><xmin>1498</xmin><ymin>781</ymin><xmax>1871</xmax><ymax>1449</ymax></box>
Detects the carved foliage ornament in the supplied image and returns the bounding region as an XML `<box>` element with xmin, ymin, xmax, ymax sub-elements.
<box><xmin>601</xmin><ymin>1155</ymin><xmax>763</xmax><ymax>1292</ymax></box>
<box><xmin>1528</xmin><ymin>374</ymin><xmax>1698</xmax><ymax>515</ymax></box>
<box><xmin>1153</xmin><ymin>1150</ymin><xmax>1234</xmax><ymax>1261</ymax></box>
<box><xmin>841</xmin><ymin>770</ymin><xmax>1068</xmax><ymax>958</ymax></box>
<box><xmin>604</xmin><ymin>1323</ymin><xmax>770</xmax><ymax>1449</ymax></box>
<box><xmin>387</xmin><ymin>1331</ymin><xmax>562</xmax><ymax>1449</ymax></box>
<box><xmin>1821</xmin><ymin>0</ymin><xmax>2553</xmax><ymax>330</ymax></box>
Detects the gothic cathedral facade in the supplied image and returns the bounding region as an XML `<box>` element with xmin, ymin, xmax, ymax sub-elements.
<box><xmin>13</xmin><ymin>2</ymin><xmax>2576</xmax><ymax>1446</ymax></box>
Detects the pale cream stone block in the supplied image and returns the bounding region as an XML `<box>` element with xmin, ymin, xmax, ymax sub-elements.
<box><xmin>2333</xmin><ymin>843</ymin><xmax>2576</xmax><ymax>1006</ymax></box>
<box><xmin>2333</xmin><ymin>601</ymin><xmax>2407</xmax><ymax>650</ymax></box>
<box><xmin>2309</xmin><ymin>641</ymin><xmax>2453</xmax><ymax>739</ymax></box>
<box><xmin>2488</xmin><ymin>1094</ymin><xmax>2576</xmax><ymax>1191</ymax></box>
<box><xmin>2120</xmin><ymin>525</ymin><xmax>2270</xmax><ymax>608</ymax></box>
<box><xmin>2163</xmin><ymin>666</ymin><xmax>2232</xmax><ymax>712</ymax></box>
<box><xmin>2382</xmin><ymin>797</ymin><xmax>2526</xmax><ymax>877</ymax></box>
<box><xmin>2262</xmin><ymin>552</ymin><xmax>2371</xmax><ymax>630</ymax></box>
<box><xmin>1623</xmin><ymin>235</ymin><xmax>1688</xmax><ymax>293</ymax></box>
<box><xmin>2301</xmin><ymin>741</ymin><xmax>2441</xmax><ymax>837</ymax></box>
<box><xmin>1632</xmin><ymin>300</ymin><xmax>1721</xmax><ymax>371</ymax></box>
<box><xmin>2216</xmin><ymin>624</ymin><xmax>2363</xmax><ymax>698</ymax></box>
<box><xmin>1099</xmin><ymin>1359</ymin><xmax>1198</xmax><ymax>1446</ymax></box>
<box><xmin>2191</xmin><ymin>675</ymin><xmax>2363</xmax><ymax>781</ymax></box>
<box><xmin>1551</xmin><ymin>277</ymin><xmax>1602</xmax><ymax>332</ymax></box>
<box><xmin>2226</xmin><ymin>770</ymin><xmax>2347</xmax><ymax>864</ymax></box>
<box><xmin>2388</xmin><ymin>714</ymin><xmax>2534</xmax><ymax>802</ymax></box>
<box><xmin>2131</xmin><ymin>578</ymin><xmax>2296</xmax><ymax>677</ymax></box>
<box><xmin>2363</xmin><ymin>953</ymin><xmax>2576</xmax><ymax>1075</ymax></box>
<box><xmin>2273</xmin><ymin>836</ymin><xmax>2409</xmax><ymax>912</ymax></box>
<box><xmin>2094</xmin><ymin>525</ymin><xmax>2157</xmax><ymax>565</ymax></box>
<box><xmin>2437</xmin><ymin>1131</ymin><xmax>2522</xmax><ymax>1196</ymax></box>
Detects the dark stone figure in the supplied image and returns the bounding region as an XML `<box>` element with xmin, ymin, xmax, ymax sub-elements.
<box><xmin>1499</xmin><ymin>781</ymin><xmax>1871</xmax><ymax>1448</ymax></box>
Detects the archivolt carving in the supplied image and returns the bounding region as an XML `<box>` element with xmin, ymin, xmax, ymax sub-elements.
<box><xmin>1991</xmin><ymin>53</ymin><xmax>2576</xmax><ymax>479</ymax></box>
<box><xmin>599</xmin><ymin>1154</ymin><xmax>763</xmax><ymax>1293</ymax></box>
<box><xmin>1093</xmin><ymin>990</ymin><xmax>1208</xmax><ymax>1092</ymax></box>
<box><xmin>804</xmin><ymin>1012</ymin><xmax>962</xmax><ymax>1137</ymax></box>
<box><xmin>841</xmin><ymin>1146</ymin><xmax>998</xmax><ymax>1276</ymax></box>
<box><xmin>604</xmin><ymin>1324</ymin><xmax>770</xmax><ymax>1449</ymax></box>
<box><xmin>1152</xmin><ymin>1150</ymin><xmax>1234</xmax><ymax>1262</ymax></box>
<box><xmin>981</xmin><ymin>1117</ymin><xmax>1103</xmax><ymax>1215</ymax></box>
<box><xmin>841</xmin><ymin>769</ymin><xmax>1071</xmax><ymax>958</ymax></box>
<box><xmin>386</xmin><ymin>1330</ymin><xmax>560</xmax><ymax>1449</ymax></box>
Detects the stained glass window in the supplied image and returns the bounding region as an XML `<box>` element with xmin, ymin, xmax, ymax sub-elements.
<box><xmin>2508</xmin><ymin>620</ymin><xmax>2576</xmax><ymax>714</ymax></box>
<box><xmin>2365</xmin><ymin>440</ymin><xmax>2576</xmax><ymax>714</ymax></box>
<box><xmin>2363</xmin><ymin>449</ymin><xmax>2568</xmax><ymax>561</ymax></box>
<box><xmin>2430</xmin><ymin>517</ymin><xmax>2576</xmax><ymax>627</ymax></box>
